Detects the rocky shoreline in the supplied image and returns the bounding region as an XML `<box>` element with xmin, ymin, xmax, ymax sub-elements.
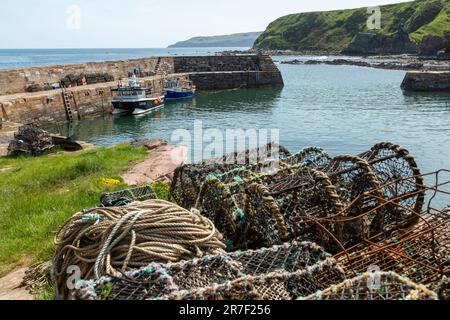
<box><xmin>220</xmin><ymin>48</ymin><xmax>450</xmax><ymax>72</ymax></box>
<box><xmin>280</xmin><ymin>56</ymin><xmax>450</xmax><ymax>72</ymax></box>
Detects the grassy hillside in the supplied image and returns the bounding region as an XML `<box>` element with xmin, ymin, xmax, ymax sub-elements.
<box><xmin>169</xmin><ymin>32</ymin><xmax>263</xmax><ymax>48</ymax></box>
<box><xmin>254</xmin><ymin>0</ymin><xmax>450</xmax><ymax>51</ymax></box>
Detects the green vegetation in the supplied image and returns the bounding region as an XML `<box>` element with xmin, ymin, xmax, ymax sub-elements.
<box><xmin>254</xmin><ymin>0</ymin><xmax>450</xmax><ymax>51</ymax></box>
<box><xmin>0</xmin><ymin>144</ymin><xmax>148</xmax><ymax>276</ymax></box>
<box><xmin>151</xmin><ymin>181</ymin><xmax>170</xmax><ymax>201</ymax></box>
<box><xmin>35</xmin><ymin>282</ymin><xmax>55</xmax><ymax>300</ymax></box>
<box><xmin>169</xmin><ymin>32</ymin><xmax>263</xmax><ymax>48</ymax></box>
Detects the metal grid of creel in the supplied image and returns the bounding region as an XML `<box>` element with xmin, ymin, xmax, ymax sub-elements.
<box><xmin>312</xmin><ymin>170</ymin><xmax>450</xmax><ymax>287</ymax></box>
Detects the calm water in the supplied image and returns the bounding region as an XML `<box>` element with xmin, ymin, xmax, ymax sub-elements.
<box><xmin>49</xmin><ymin>57</ymin><xmax>450</xmax><ymax>174</ymax></box>
<box><xmin>0</xmin><ymin>48</ymin><xmax>248</xmax><ymax>69</ymax></box>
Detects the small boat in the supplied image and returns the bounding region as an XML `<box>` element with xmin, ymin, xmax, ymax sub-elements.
<box><xmin>164</xmin><ymin>79</ymin><xmax>196</xmax><ymax>100</ymax></box>
<box><xmin>111</xmin><ymin>75</ymin><xmax>164</xmax><ymax>115</ymax></box>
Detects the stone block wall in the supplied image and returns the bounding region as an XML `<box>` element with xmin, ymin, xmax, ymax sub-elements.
<box><xmin>0</xmin><ymin>57</ymin><xmax>171</xmax><ymax>95</ymax></box>
<box><xmin>173</xmin><ymin>55</ymin><xmax>266</xmax><ymax>73</ymax></box>
<box><xmin>0</xmin><ymin>74</ymin><xmax>187</xmax><ymax>125</ymax></box>
<box><xmin>401</xmin><ymin>72</ymin><xmax>450</xmax><ymax>92</ymax></box>
<box><xmin>189</xmin><ymin>71</ymin><xmax>284</xmax><ymax>90</ymax></box>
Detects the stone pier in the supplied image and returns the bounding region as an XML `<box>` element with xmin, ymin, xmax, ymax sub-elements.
<box><xmin>401</xmin><ymin>71</ymin><xmax>450</xmax><ymax>92</ymax></box>
<box><xmin>0</xmin><ymin>54</ymin><xmax>284</xmax><ymax>126</ymax></box>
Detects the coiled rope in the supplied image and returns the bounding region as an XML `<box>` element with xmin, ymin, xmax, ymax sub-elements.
<box><xmin>52</xmin><ymin>199</ymin><xmax>226</xmax><ymax>299</ymax></box>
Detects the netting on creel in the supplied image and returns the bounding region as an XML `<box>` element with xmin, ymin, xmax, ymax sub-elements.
<box><xmin>302</xmin><ymin>272</ymin><xmax>438</xmax><ymax>300</ymax></box>
<box><xmin>359</xmin><ymin>142</ymin><xmax>425</xmax><ymax>218</ymax></box>
<box><xmin>20</xmin><ymin>262</ymin><xmax>52</xmax><ymax>296</ymax></box>
<box><xmin>195</xmin><ymin>148</ymin><xmax>333</xmax><ymax>250</ymax></box>
<box><xmin>242</xmin><ymin>168</ymin><xmax>344</xmax><ymax>251</ymax></box>
<box><xmin>435</xmin><ymin>276</ymin><xmax>449</xmax><ymax>300</ymax></box>
<box><xmin>158</xmin><ymin>259</ymin><xmax>344</xmax><ymax>300</ymax></box>
<box><xmin>282</xmin><ymin>146</ymin><xmax>331</xmax><ymax>169</ymax></box>
<box><xmin>75</xmin><ymin>241</ymin><xmax>345</xmax><ymax>300</ymax></box>
<box><xmin>169</xmin><ymin>143</ymin><xmax>291</xmax><ymax>209</ymax></box>
<box><xmin>317</xmin><ymin>155</ymin><xmax>385</xmax><ymax>251</ymax></box>
<box><xmin>100</xmin><ymin>185</ymin><xmax>157</xmax><ymax>207</ymax></box>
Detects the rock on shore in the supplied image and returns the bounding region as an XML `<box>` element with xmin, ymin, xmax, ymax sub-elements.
<box><xmin>281</xmin><ymin>56</ymin><xmax>450</xmax><ymax>72</ymax></box>
<box><xmin>121</xmin><ymin>139</ymin><xmax>188</xmax><ymax>185</ymax></box>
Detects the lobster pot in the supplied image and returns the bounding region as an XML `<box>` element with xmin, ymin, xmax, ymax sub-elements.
<box><xmin>100</xmin><ymin>185</ymin><xmax>157</xmax><ymax>207</ymax></box>
<box><xmin>75</xmin><ymin>242</ymin><xmax>343</xmax><ymax>300</ymax></box>
<box><xmin>169</xmin><ymin>143</ymin><xmax>290</xmax><ymax>209</ymax></box>
<box><xmin>195</xmin><ymin>148</ymin><xmax>332</xmax><ymax>250</ymax></box>
<box><xmin>159</xmin><ymin>259</ymin><xmax>345</xmax><ymax>300</ymax></box>
<box><xmin>321</xmin><ymin>155</ymin><xmax>382</xmax><ymax>204</ymax></box>
<box><xmin>331</xmin><ymin>208</ymin><xmax>450</xmax><ymax>287</ymax></box>
<box><xmin>243</xmin><ymin>168</ymin><xmax>347</xmax><ymax>251</ymax></box>
<box><xmin>320</xmin><ymin>155</ymin><xmax>386</xmax><ymax>246</ymax></box>
<box><xmin>194</xmin><ymin>176</ymin><xmax>242</xmax><ymax>249</ymax></box>
<box><xmin>7</xmin><ymin>124</ymin><xmax>55</xmax><ymax>156</ymax></box>
<box><xmin>303</xmin><ymin>272</ymin><xmax>437</xmax><ymax>300</ymax></box>
<box><xmin>170</xmin><ymin>163</ymin><xmax>239</xmax><ymax>210</ymax></box>
<box><xmin>198</xmin><ymin>167</ymin><xmax>341</xmax><ymax>251</ymax></box>
<box><xmin>359</xmin><ymin>142</ymin><xmax>425</xmax><ymax>220</ymax></box>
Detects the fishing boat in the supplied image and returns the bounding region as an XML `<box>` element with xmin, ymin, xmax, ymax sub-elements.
<box><xmin>111</xmin><ymin>75</ymin><xmax>164</xmax><ymax>115</ymax></box>
<box><xmin>164</xmin><ymin>79</ymin><xmax>196</xmax><ymax>100</ymax></box>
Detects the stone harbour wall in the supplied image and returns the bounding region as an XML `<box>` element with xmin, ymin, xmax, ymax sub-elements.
<box><xmin>0</xmin><ymin>54</ymin><xmax>281</xmax><ymax>96</ymax></box>
<box><xmin>401</xmin><ymin>71</ymin><xmax>450</xmax><ymax>92</ymax></box>
<box><xmin>174</xmin><ymin>55</ymin><xmax>261</xmax><ymax>73</ymax></box>
<box><xmin>0</xmin><ymin>57</ymin><xmax>174</xmax><ymax>96</ymax></box>
<box><xmin>189</xmin><ymin>71</ymin><xmax>284</xmax><ymax>90</ymax></box>
<box><xmin>0</xmin><ymin>74</ymin><xmax>188</xmax><ymax>125</ymax></box>
<box><xmin>0</xmin><ymin>54</ymin><xmax>284</xmax><ymax>125</ymax></box>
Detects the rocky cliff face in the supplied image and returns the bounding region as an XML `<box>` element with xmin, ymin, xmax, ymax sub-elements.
<box><xmin>342</xmin><ymin>24</ymin><xmax>419</xmax><ymax>55</ymax></box>
<box><xmin>419</xmin><ymin>30</ymin><xmax>450</xmax><ymax>59</ymax></box>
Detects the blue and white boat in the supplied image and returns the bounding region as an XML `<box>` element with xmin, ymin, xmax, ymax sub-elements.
<box><xmin>164</xmin><ymin>79</ymin><xmax>196</xmax><ymax>100</ymax></box>
<box><xmin>111</xmin><ymin>75</ymin><xmax>164</xmax><ymax>115</ymax></box>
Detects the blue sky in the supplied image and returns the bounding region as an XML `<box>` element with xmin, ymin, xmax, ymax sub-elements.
<box><xmin>0</xmin><ymin>0</ymin><xmax>413</xmax><ymax>48</ymax></box>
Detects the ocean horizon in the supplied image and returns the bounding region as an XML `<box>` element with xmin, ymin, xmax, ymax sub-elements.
<box><xmin>0</xmin><ymin>47</ymin><xmax>250</xmax><ymax>70</ymax></box>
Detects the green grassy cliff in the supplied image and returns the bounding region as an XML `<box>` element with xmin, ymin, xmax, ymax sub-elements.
<box><xmin>254</xmin><ymin>0</ymin><xmax>450</xmax><ymax>51</ymax></box>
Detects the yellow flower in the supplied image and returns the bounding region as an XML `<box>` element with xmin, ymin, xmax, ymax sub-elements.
<box><xmin>101</xmin><ymin>178</ymin><xmax>122</xmax><ymax>186</ymax></box>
